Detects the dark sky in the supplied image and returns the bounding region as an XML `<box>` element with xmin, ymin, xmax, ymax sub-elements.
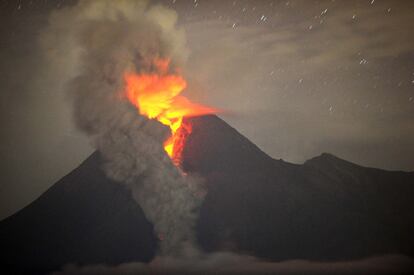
<box><xmin>0</xmin><ymin>0</ymin><xmax>413</xmax><ymax>219</ymax></box>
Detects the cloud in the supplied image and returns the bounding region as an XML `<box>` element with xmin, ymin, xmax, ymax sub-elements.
<box><xmin>52</xmin><ymin>253</ymin><xmax>413</xmax><ymax>274</ymax></box>
<box><xmin>179</xmin><ymin>0</ymin><xmax>414</xmax><ymax>170</ymax></box>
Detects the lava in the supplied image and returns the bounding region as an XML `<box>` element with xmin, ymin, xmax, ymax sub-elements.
<box><xmin>125</xmin><ymin>58</ymin><xmax>216</xmax><ymax>165</ymax></box>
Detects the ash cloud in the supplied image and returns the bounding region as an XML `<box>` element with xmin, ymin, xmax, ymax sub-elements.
<box><xmin>41</xmin><ymin>0</ymin><xmax>203</xmax><ymax>256</ymax></box>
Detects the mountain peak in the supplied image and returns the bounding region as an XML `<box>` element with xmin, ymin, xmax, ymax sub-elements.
<box><xmin>182</xmin><ymin>115</ymin><xmax>274</xmax><ymax>175</ymax></box>
<box><xmin>305</xmin><ymin>152</ymin><xmax>350</xmax><ymax>166</ymax></box>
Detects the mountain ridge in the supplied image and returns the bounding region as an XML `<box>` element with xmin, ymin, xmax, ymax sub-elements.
<box><xmin>306</xmin><ymin>152</ymin><xmax>414</xmax><ymax>174</ymax></box>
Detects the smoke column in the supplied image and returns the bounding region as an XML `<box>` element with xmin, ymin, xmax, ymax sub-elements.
<box><xmin>41</xmin><ymin>0</ymin><xmax>205</xmax><ymax>256</ymax></box>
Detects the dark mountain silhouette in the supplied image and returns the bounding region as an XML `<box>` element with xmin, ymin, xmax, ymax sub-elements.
<box><xmin>184</xmin><ymin>116</ymin><xmax>414</xmax><ymax>261</ymax></box>
<box><xmin>1</xmin><ymin>115</ymin><xmax>413</xmax><ymax>274</ymax></box>
<box><xmin>0</xmin><ymin>153</ymin><xmax>157</xmax><ymax>274</ymax></box>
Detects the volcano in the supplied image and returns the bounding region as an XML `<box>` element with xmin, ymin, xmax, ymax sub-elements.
<box><xmin>1</xmin><ymin>115</ymin><xmax>413</xmax><ymax>274</ymax></box>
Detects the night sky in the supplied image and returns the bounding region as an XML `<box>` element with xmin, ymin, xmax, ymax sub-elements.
<box><xmin>0</xmin><ymin>0</ymin><xmax>413</xmax><ymax>219</ymax></box>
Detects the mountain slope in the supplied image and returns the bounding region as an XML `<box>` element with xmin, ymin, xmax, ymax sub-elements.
<box><xmin>0</xmin><ymin>152</ymin><xmax>156</xmax><ymax>274</ymax></box>
<box><xmin>184</xmin><ymin>116</ymin><xmax>414</xmax><ymax>260</ymax></box>
<box><xmin>1</xmin><ymin>115</ymin><xmax>413</xmax><ymax>274</ymax></box>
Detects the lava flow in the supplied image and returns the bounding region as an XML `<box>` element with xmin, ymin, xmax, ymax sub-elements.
<box><xmin>125</xmin><ymin>58</ymin><xmax>216</xmax><ymax>165</ymax></box>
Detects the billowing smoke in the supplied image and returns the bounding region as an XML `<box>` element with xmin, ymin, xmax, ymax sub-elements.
<box><xmin>41</xmin><ymin>0</ymin><xmax>204</xmax><ymax>256</ymax></box>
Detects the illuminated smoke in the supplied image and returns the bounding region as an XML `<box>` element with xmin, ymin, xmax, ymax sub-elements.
<box><xmin>41</xmin><ymin>0</ymin><xmax>205</xmax><ymax>256</ymax></box>
<box><xmin>124</xmin><ymin>58</ymin><xmax>216</xmax><ymax>165</ymax></box>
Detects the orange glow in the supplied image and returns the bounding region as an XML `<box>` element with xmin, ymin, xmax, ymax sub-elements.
<box><xmin>125</xmin><ymin>58</ymin><xmax>216</xmax><ymax>165</ymax></box>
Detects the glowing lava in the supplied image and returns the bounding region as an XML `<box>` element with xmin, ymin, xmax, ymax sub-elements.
<box><xmin>125</xmin><ymin>58</ymin><xmax>216</xmax><ymax>165</ymax></box>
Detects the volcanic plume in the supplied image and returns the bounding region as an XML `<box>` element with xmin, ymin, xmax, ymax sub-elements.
<box><xmin>124</xmin><ymin>58</ymin><xmax>216</xmax><ymax>165</ymax></box>
<box><xmin>40</xmin><ymin>0</ymin><xmax>213</xmax><ymax>256</ymax></box>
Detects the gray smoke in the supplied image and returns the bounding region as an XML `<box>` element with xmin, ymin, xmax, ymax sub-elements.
<box><xmin>41</xmin><ymin>0</ymin><xmax>204</xmax><ymax>256</ymax></box>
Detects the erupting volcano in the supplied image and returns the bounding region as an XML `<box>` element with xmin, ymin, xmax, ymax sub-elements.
<box><xmin>125</xmin><ymin>58</ymin><xmax>216</xmax><ymax>165</ymax></box>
